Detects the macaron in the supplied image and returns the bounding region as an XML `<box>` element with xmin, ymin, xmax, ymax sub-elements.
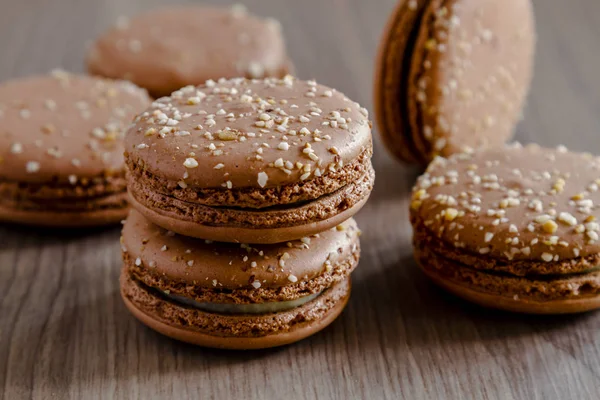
<box><xmin>87</xmin><ymin>5</ymin><xmax>293</xmax><ymax>98</ymax></box>
<box><xmin>0</xmin><ymin>71</ymin><xmax>150</xmax><ymax>227</ymax></box>
<box><xmin>120</xmin><ymin>209</ymin><xmax>360</xmax><ymax>349</ymax></box>
<box><xmin>125</xmin><ymin>76</ymin><xmax>374</xmax><ymax>244</ymax></box>
<box><xmin>374</xmin><ymin>0</ymin><xmax>535</xmax><ymax>165</ymax></box>
<box><xmin>411</xmin><ymin>144</ymin><xmax>600</xmax><ymax>314</ymax></box>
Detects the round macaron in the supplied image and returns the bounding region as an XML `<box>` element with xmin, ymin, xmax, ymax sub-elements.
<box><xmin>411</xmin><ymin>143</ymin><xmax>600</xmax><ymax>314</ymax></box>
<box><xmin>120</xmin><ymin>209</ymin><xmax>360</xmax><ymax>349</ymax></box>
<box><xmin>87</xmin><ymin>5</ymin><xmax>293</xmax><ymax>98</ymax></box>
<box><xmin>125</xmin><ymin>76</ymin><xmax>374</xmax><ymax>244</ymax></box>
<box><xmin>0</xmin><ymin>71</ymin><xmax>150</xmax><ymax>227</ymax></box>
<box><xmin>375</xmin><ymin>0</ymin><xmax>535</xmax><ymax>165</ymax></box>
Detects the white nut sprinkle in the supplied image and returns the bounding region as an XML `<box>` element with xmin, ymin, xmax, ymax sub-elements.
<box><xmin>10</xmin><ymin>143</ymin><xmax>23</xmax><ymax>154</ymax></box>
<box><xmin>558</xmin><ymin>212</ymin><xmax>577</xmax><ymax>226</ymax></box>
<box><xmin>541</xmin><ymin>253</ymin><xmax>554</xmax><ymax>262</ymax></box>
<box><xmin>25</xmin><ymin>161</ymin><xmax>40</xmax><ymax>173</ymax></box>
<box><xmin>183</xmin><ymin>158</ymin><xmax>199</xmax><ymax>168</ymax></box>
<box><xmin>257</xmin><ymin>171</ymin><xmax>268</xmax><ymax>188</ymax></box>
<box><xmin>277</xmin><ymin>142</ymin><xmax>289</xmax><ymax>151</ymax></box>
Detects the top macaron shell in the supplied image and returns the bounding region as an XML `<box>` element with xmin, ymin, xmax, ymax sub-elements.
<box><xmin>125</xmin><ymin>77</ymin><xmax>372</xmax><ymax>192</ymax></box>
<box><xmin>411</xmin><ymin>144</ymin><xmax>600</xmax><ymax>275</ymax></box>
<box><xmin>122</xmin><ymin>209</ymin><xmax>360</xmax><ymax>291</ymax></box>
<box><xmin>87</xmin><ymin>6</ymin><xmax>289</xmax><ymax>97</ymax></box>
<box><xmin>408</xmin><ymin>0</ymin><xmax>535</xmax><ymax>159</ymax></box>
<box><xmin>0</xmin><ymin>72</ymin><xmax>150</xmax><ymax>184</ymax></box>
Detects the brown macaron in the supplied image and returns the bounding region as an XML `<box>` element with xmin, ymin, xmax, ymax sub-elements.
<box><xmin>411</xmin><ymin>144</ymin><xmax>600</xmax><ymax>314</ymax></box>
<box><xmin>125</xmin><ymin>76</ymin><xmax>374</xmax><ymax>244</ymax></box>
<box><xmin>87</xmin><ymin>5</ymin><xmax>293</xmax><ymax>99</ymax></box>
<box><xmin>0</xmin><ymin>71</ymin><xmax>150</xmax><ymax>227</ymax></box>
<box><xmin>375</xmin><ymin>0</ymin><xmax>535</xmax><ymax>165</ymax></box>
<box><xmin>120</xmin><ymin>209</ymin><xmax>360</xmax><ymax>349</ymax></box>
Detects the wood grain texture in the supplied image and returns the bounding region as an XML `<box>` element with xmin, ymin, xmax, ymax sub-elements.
<box><xmin>1</xmin><ymin>0</ymin><xmax>600</xmax><ymax>398</ymax></box>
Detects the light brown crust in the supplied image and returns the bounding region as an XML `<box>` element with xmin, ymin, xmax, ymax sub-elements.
<box><xmin>0</xmin><ymin>174</ymin><xmax>129</xmax><ymax>226</ymax></box>
<box><xmin>0</xmin><ymin>174</ymin><xmax>126</xmax><ymax>201</ymax></box>
<box><xmin>128</xmin><ymin>163</ymin><xmax>373</xmax><ymax>243</ymax></box>
<box><xmin>127</xmin><ymin>147</ymin><xmax>372</xmax><ymax>209</ymax></box>
<box><xmin>121</xmin><ymin>272</ymin><xmax>351</xmax><ymax>349</ymax></box>
<box><xmin>87</xmin><ymin>6</ymin><xmax>291</xmax><ymax>98</ymax></box>
<box><xmin>419</xmin><ymin>265</ymin><xmax>600</xmax><ymax>314</ymax></box>
<box><xmin>412</xmin><ymin>218</ymin><xmax>600</xmax><ymax>276</ymax></box>
<box><xmin>0</xmin><ymin>195</ymin><xmax>129</xmax><ymax>227</ymax></box>
<box><xmin>374</xmin><ymin>0</ymin><xmax>429</xmax><ymax>165</ymax></box>
<box><xmin>415</xmin><ymin>240</ymin><xmax>600</xmax><ymax>303</ymax></box>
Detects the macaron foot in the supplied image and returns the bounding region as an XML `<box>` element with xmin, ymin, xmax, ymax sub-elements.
<box><xmin>121</xmin><ymin>273</ymin><xmax>351</xmax><ymax>350</ymax></box>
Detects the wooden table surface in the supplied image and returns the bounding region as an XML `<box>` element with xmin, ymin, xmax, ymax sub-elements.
<box><xmin>1</xmin><ymin>0</ymin><xmax>599</xmax><ymax>399</ymax></box>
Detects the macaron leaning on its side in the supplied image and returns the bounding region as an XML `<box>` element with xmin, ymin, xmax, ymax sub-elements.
<box><xmin>120</xmin><ymin>209</ymin><xmax>361</xmax><ymax>349</ymax></box>
<box><xmin>125</xmin><ymin>76</ymin><xmax>374</xmax><ymax>244</ymax></box>
<box><xmin>0</xmin><ymin>71</ymin><xmax>150</xmax><ymax>227</ymax></box>
<box><xmin>411</xmin><ymin>144</ymin><xmax>600</xmax><ymax>314</ymax></box>
<box><xmin>87</xmin><ymin>5</ymin><xmax>293</xmax><ymax>98</ymax></box>
<box><xmin>375</xmin><ymin>0</ymin><xmax>535</xmax><ymax>165</ymax></box>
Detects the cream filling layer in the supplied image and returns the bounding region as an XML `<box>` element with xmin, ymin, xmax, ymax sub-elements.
<box><xmin>164</xmin><ymin>292</ymin><xmax>321</xmax><ymax>314</ymax></box>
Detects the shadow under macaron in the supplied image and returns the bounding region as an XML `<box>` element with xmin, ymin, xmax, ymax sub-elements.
<box><xmin>352</xmin><ymin>252</ymin><xmax>598</xmax><ymax>350</ymax></box>
<box><xmin>0</xmin><ymin>223</ymin><xmax>122</xmax><ymax>251</ymax></box>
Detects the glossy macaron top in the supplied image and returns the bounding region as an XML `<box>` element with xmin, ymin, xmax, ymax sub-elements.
<box><xmin>0</xmin><ymin>72</ymin><xmax>150</xmax><ymax>184</ymax></box>
<box><xmin>87</xmin><ymin>5</ymin><xmax>290</xmax><ymax>97</ymax></box>
<box><xmin>375</xmin><ymin>0</ymin><xmax>535</xmax><ymax>164</ymax></box>
<box><xmin>125</xmin><ymin>76</ymin><xmax>372</xmax><ymax>190</ymax></box>
<box><xmin>122</xmin><ymin>209</ymin><xmax>360</xmax><ymax>290</ymax></box>
<box><xmin>411</xmin><ymin>144</ymin><xmax>600</xmax><ymax>272</ymax></box>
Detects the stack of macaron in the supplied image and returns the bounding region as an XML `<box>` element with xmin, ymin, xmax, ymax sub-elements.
<box><xmin>119</xmin><ymin>76</ymin><xmax>374</xmax><ymax>348</ymax></box>
<box><xmin>0</xmin><ymin>71</ymin><xmax>150</xmax><ymax>226</ymax></box>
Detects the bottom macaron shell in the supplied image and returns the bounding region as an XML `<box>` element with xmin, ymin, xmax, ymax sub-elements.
<box><xmin>121</xmin><ymin>273</ymin><xmax>351</xmax><ymax>349</ymax></box>
<box><xmin>128</xmin><ymin>165</ymin><xmax>373</xmax><ymax>244</ymax></box>
<box><xmin>0</xmin><ymin>193</ymin><xmax>129</xmax><ymax>227</ymax></box>
<box><xmin>415</xmin><ymin>247</ymin><xmax>600</xmax><ymax>314</ymax></box>
<box><xmin>420</xmin><ymin>267</ymin><xmax>600</xmax><ymax>314</ymax></box>
<box><xmin>128</xmin><ymin>192</ymin><xmax>368</xmax><ymax>244</ymax></box>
